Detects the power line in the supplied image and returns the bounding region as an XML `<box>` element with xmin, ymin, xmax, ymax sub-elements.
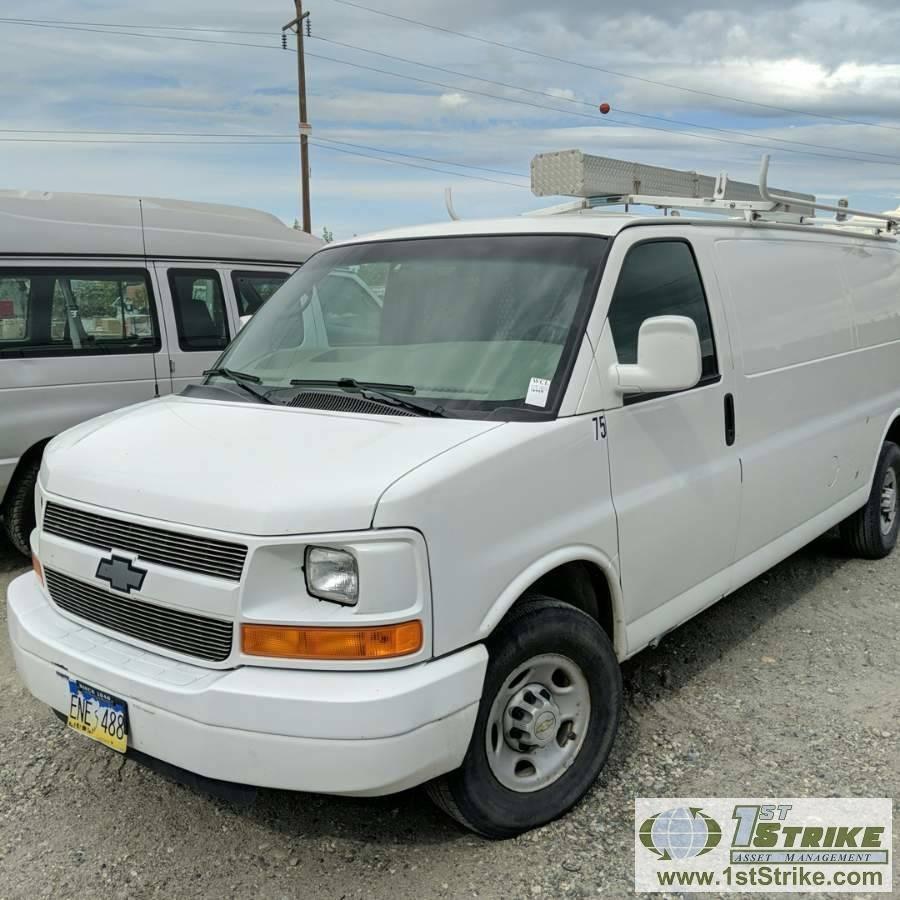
<box><xmin>309</xmin><ymin>140</ymin><xmax>526</xmax><ymax>187</ymax></box>
<box><xmin>303</xmin><ymin>51</ymin><xmax>900</xmax><ymax>169</ymax></box>
<box><xmin>0</xmin><ymin>128</ymin><xmax>530</xmax><ymax>178</ymax></box>
<box><xmin>0</xmin><ymin>18</ymin><xmax>284</xmax><ymax>52</ymax></box>
<box><xmin>0</xmin><ymin>130</ymin><xmax>530</xmax><ymax>186</ymax></box>
<box><xmin>315</xmin><ymin>136</ymin><xmax>527</xmax><ymax>177</ymax></box>
<box><xmin>6</xmin><ymin>9</ymin><xmax>900</xmax><ymax>140</ymax></box>
<box><xmin>0</xmin><ymin>16</ymin><xmax>277</xmax><ymax>36</ymax></box>
<box><xmin>310</xmin><ymin>34</ymin><xmax>900</xmax><ymax>164</ymax></box>
<box><xmin>5</xmin><ymin>16</ymin><xmax>900</xmax><ymax>169</ymax></box>
<box><xmin>329</xmin><ymin>0</ymin><xmax>900</xmax><ymax>134</ymax></box>
<box><xmin>8</xmin><ymin>14</ymin><xmax>899</xmax><ymax>159</ymax></box>
<box><xmin>0</xmin><ymin>128</ymin><xmax>529</xmax><ymax>177</ymax></box>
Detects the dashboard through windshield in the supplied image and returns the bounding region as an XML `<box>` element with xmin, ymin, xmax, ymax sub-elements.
<box><xmin>209</xmin><ymin>233</ymin><xmax>609</xmax><ymax>418</ymax></box>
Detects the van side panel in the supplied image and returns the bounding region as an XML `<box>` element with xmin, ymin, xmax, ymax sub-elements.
<box><xmin>0</xmin><ymin>363</ymin><xmax>158</xmax><ymax>496</ymax></box>
<box><xmin>841</xmin><ymin>243</ymin><xmax>900</xmax><ymax>481</ymax></box>
<box><xmin>715</xmin><ymin>238</ymin><xmax>866</xmax><ymax>561</ymax></box>
<box><xmin>842</xmin><ymin>245</ymin><xmax>900</xmax><ymax>349</ymax></box>
<box><xmin>0</xmin><ymin>258</ymin><xmax>162</xmax><ymax>503</ymax></box>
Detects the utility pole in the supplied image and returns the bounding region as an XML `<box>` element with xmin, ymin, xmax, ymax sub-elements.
<box><xmin>283</xmin><ymin>2</ymin><xmax>312</xmax><ymax>233</ymax></box>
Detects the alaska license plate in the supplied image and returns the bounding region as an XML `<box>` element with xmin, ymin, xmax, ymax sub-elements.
<box><xmin>66</xmin><ymin>679</ymin><xmax>128</xmax><ymax>753</ymax></box>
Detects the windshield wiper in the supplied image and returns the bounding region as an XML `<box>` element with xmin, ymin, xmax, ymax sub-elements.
<box><xmin>289</xmin><ymin>377</ymin><xmax>416</xmax><ymax>393</ymax></box>
<box><xmin>203</xmin><ymin>367</ymin><xmax>273</xmax><ymax>405</ymax></box>
<box><xmin>288</xmin><ymin>377</ymin><xmax>446</xmax><ymax>418</ymax></box>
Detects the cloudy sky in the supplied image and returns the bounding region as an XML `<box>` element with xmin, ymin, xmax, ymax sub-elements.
<box><xmin>2</xmin><ymin>0</ymin><xmax>900</xmax><ymax>238</ymax></box>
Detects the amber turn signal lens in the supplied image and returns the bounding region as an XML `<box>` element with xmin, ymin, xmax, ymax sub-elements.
<box><xmin>32</xmin><ymin>554</ymin><xmax>44</xmax><ymax>586</ymax></box>
<box><xmin>242</xmin><ymin>620</ymin><xmax>423</xmax><ymax>660</ymax></box>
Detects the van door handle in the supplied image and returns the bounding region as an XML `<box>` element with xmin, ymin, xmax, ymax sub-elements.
<box><xmin>724</xmin><ymin>393</ymin><xmax>736</xmax><ymax>446</ymax></box>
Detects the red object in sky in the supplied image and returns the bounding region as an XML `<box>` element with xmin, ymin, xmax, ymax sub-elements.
<box><xmin>598</xmin><ymin>102</ymin><xmax>611</xmax><ymax>114</ymax></box>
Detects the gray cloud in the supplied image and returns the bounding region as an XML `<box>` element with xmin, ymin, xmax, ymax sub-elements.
<box><xmin>2</xmin><ymin>0</ymin><xmax>900</xmax><ymax>237</ymax></box>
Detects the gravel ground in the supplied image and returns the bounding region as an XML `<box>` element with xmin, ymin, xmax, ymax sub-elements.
<box><xmin>0</xmin><ymin>532</ymin><xmax>897</xmax><ymax>899</ymax></box>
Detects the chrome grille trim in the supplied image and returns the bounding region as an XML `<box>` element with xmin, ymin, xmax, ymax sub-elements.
<box><xmin>45</xmin><ymin>569</ymin><xmax>233</xmax><ymax>662</ymax></box>
<box><xmin>43</xmin><ymin>502</ymin><xmax>248</xmax><ymax>581</ymax></box>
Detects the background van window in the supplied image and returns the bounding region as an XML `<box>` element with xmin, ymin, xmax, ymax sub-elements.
<box><xmin>0</xmin><ymin>270</ymin><xmax>158</xmax><ymax>356</ymax></box>
<box><xmin>168</xmin><ymin>270</ymin><xmax>229</xmax><ymax>351</ymax></box>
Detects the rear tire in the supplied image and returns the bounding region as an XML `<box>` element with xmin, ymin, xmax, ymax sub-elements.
<box><xmin>839</xmin><ymin>441</ymin><xmax>900</xmax><ymax>559</ymax></box>
<box><xmin>427</xmin><ymin>597</ymin><xmax>622</xmax><ymax>839</ymax></box>
<box><xmin>2</xmin><ymin>457</ymin><xmax>40</xmax><ymax>557</ymax></box>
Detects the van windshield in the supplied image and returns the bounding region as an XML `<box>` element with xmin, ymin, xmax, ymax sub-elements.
<box><xmin>212</xmin><ymin>234</ymin><xmax>607</xmax><ymax>417</ymax></box>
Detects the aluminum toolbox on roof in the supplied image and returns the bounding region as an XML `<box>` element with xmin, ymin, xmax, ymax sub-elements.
<box><xmin>531</xmin><ymin>148</ymin><xmax>815</xmax><ymax>204</ymax></box>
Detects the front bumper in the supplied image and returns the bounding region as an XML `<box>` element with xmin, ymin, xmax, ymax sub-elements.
<box><xmin>7</xmin><ymin>572</ymin><xmax>487</xmax><ymax>796</ymax></box>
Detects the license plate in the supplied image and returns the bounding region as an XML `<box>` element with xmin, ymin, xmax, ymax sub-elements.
<box><xmin>66</xmin><ymin>679</ymin><xmax>128</xmax><ymax>754</ymax></box>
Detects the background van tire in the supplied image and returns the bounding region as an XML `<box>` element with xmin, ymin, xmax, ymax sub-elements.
<box><xmin>2</xmin><ymin>457</ymin><xmax>40</xmax><ymax>557</ymax></box>
<box><xmin>427</xmin><ymin>596</ymin><xmax>622</xmax><ymax>839</ymax></box>
<box><xmin>839</xmin><ymin>441</ymin><xmax>900</xmax><ymax>559</ymax></box>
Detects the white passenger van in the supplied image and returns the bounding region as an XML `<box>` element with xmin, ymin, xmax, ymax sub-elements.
<box><xmin>9</xmin><ymin>152</ymin><xmax>900</xmax><ymax>838</ymax></box>
<box><xmin>0</xmin><ymin>190</ymin><xmax>321</xmax><ymax>554</ymax></box>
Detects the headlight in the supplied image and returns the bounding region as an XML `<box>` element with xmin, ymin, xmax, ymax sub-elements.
<box><xmin>305</xmin><ymin>546</ymin><xmax>359</xmax><ymax>605</ymax></box>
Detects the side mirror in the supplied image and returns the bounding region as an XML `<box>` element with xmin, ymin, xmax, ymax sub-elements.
<box><xmin>610</xmin><ymin>315</ymin><xmax>702</xmax><ymax>396</ymax></box>
<box><xmin>237</xmin><ymin>314</ymin><xmax>252</xmax><ymax>333</ymax></box>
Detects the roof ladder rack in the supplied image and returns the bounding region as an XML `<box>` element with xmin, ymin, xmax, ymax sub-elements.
<box><xmin>528</xmin><ymin>149</ymin><xmax>900</xmax><ymax>234</ymax></box>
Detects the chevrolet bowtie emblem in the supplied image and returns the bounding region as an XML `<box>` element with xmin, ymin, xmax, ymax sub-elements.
<box><xmin>96</xmin><ymin>555</ymin><xmax>147</xmax><ymax>594</ymax></box>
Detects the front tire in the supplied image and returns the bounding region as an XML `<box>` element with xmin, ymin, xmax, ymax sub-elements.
<box><xmin>427</xmin><ymin>597</ymin><xmax>622</xmax><ymax>839</ymax></box>
<box><xmin>839</xmin><ymin>441</ymin><xmax>900</xmax><ymax>559</ymax></box>
<box><xmin>2</xmin><ymin>457</ymin><xmax>40</xmax><ymax>557</ymax></box>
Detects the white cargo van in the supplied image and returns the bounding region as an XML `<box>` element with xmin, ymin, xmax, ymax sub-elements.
<box><xmin>9</xmin><ymin>152</ymin><xmax>900</xmax><ymax>838</ymax></box>
<box><xmin>0</xmin><ymin>190</ymin><xmax>321</xmax><ymax>554</ymax></box>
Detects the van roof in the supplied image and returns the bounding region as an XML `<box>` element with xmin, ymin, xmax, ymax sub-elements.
<box><xmin>338</xmin><ymin>209</ymin><xmax>899</xmax><ymax>247</ymax></box>
<box><xmin>337</xmin><ymin>213</ymin><xmax>638</xmax><ymax>245</ymax></box>
<box><xmin>0</xmin><ymin>189</ymin><xmax>323</xmax><ymax>263</ymax></box>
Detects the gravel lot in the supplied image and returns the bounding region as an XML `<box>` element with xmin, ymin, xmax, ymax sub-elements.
<box><xmin>1</xmin><ymin>532</ymin><xmax>897</xmax><ymax>899</ymax></box>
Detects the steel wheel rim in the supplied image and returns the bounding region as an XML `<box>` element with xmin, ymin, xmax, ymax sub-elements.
<box><xmin>881</xmin><ymin>468</ymin><xmax>897</xmax><ymax>535</ymax></box>
<box><xmin>484</xmin><ymin>653</ymin><xmax>591</xmax><ymax>794</ymax></box>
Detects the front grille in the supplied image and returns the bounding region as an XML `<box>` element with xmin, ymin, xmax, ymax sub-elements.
<box><xmin>43</xmin><ymin>502</ymin><xmax>247</xmax><ymax>581</ymax></box>
<box><xmin>289</xmin><ymin>391</ymin><xmax>415</xmax><ymax>416</ymax></box>
<box><xmin>45</xmin><ymin>569</ymin><xmax>233</xmax><ymax>662</ymax></box>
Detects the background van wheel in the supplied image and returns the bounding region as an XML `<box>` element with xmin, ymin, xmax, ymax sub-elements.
<box><xmin>427</xmin><ymin>597</ymin><xmax>622</xmax><ymax>839</ymax></box>
<box><xmin>839</xmin><ymin>441</ymin><xmax>900</xmax><ymax>559</ymax></box>
<box><xmin>2</xmin><ymin>457</ymin><xmax>40</xmax><ymax>557</ymax></box>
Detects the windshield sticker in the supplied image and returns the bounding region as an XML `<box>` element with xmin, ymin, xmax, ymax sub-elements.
<box><xmin>525</xmin><ymin>377</ymin><xmax>551</xmax><ymax>408</ymax></box>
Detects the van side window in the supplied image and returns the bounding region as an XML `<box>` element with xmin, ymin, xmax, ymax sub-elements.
<box><xmin>168</xmin><ymin>270</ymin><xmax>229</xmax><ymax>351</ymax></box>
<box><xmin>607</xmin><ymin>240</ymin><xmax>718</xmax><ymax>383</ymax></box>
<box><xmin>317</xmin><ymin>271</ymin><xmax>381</xmax><ymax>346</ymax></box>
<box><xmin>0</xmin><ymin>277</ymin><xmax>30</xmax><ymax>343</ymax></box>
<box><xmin>0</xmin><ymin>270</ymin><xmax>159</xmax><ymax>357</ymax></box>
<box><xmin>231</xmin><ymin>271</ymin><xmax>290</xmax><ymax>317</ymax></box>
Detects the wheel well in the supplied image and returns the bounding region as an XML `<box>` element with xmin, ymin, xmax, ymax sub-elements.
<box><xmin>520</xmin><ymin>560</ymin><xmax>615</xmax><ymax>645</ymax></box>
<box><xmin>885</xmin><ymin>417</ymin><xmax>900</xmax><ymax>450</ymax></box>
<box><xmin>2</xmin><ymin>439</ymin><xmax>50</xmax><ymax>508</ymax></box>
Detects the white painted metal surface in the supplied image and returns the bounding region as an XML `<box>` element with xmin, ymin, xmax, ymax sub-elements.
<box><xmin>0</xmin><ymin>189</ymin><xmax>321</xmax><ymax>262</ymax></box>
<box><xmin>9</xmin><ymin>156</ymin><xmax>900</xmax><ymax>799</ymax></box>
<box><xmin>40</xmin><ymin>397</ymin><xmax>501</xmax><ymax>536</ymax></box>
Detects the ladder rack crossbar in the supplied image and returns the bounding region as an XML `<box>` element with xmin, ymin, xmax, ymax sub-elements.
<box><xmin>583</xmin><ymin>194</ymin><xmax>812</xmax><ymax>225</ymax></box>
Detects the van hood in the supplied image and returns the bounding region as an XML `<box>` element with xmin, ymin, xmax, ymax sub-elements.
<box><xmin>41</xmin><ymin>395</ymin><xmax>502</xmax><ymax>535</ymax></box>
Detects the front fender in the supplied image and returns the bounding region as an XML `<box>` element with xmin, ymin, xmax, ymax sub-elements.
<box><xmin>477</xmin><ymin>545</ymin><xmax>626</xmax><ymax>659</ymax></box>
